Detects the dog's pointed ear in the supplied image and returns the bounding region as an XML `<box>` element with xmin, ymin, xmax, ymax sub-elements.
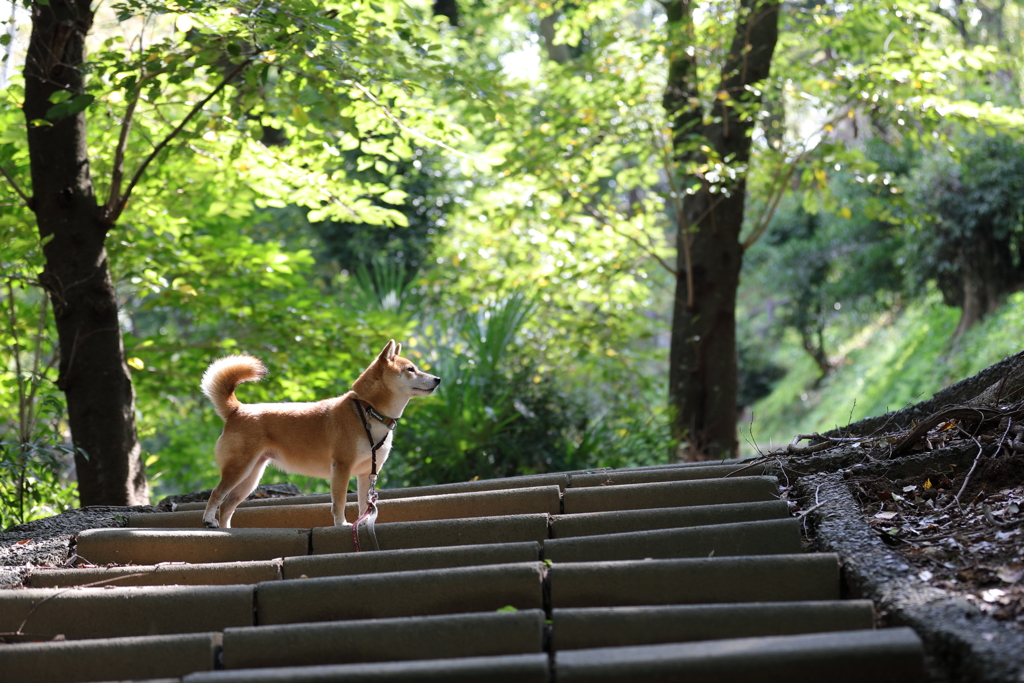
<box><xmin>377</xmin><ymin>340</ymin><xmax>397</xmax><ymax>362</ymax></box>
<box><xmin>394</xmin><ymin>342</ymin><xmax>402</xmax><ymax>357</ymax></box>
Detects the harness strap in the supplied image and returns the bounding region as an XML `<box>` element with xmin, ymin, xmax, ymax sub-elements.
<box><xmin>351</xmin><ymin>398</ymin><xmax>394</xmax><ymax>552</ymax></box>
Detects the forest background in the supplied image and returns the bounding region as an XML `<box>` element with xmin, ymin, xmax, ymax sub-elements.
<box><xmin>2</xmin><ymin>0</ymin><xmax>1024</xmax><ymax>528</ymax></box>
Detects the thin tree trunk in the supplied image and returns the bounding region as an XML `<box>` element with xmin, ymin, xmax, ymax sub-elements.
<box><xmin>539</xmin><ymin>14</ymin><xmax>572</xmax><ymax>64</ymax></box>
<box><xmin>22</xmin><ymin>0</ymin><xmax>148</xmax><ymax>505</ymax></box>
<box><xmin>664</xmin><ymin>0</ymin><xmax>780</xmax><ymax>460</ymax></box>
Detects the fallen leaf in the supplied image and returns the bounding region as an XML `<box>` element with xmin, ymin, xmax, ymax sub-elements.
<box><xmin>875</xmin><ymin>511</ymin><xmax>898</xmax><ymax>520</ymax></box>
<box><xmin>903</xmin><ymin>485</ymin><xmax>917</xmax><ymax>493</ymax></box>
<box><xmin>15</xmin><ymin>540</ymin><xmax>32</xmax><ymax>545</ymax></box>
<box><xmin>997</xmin><ymin>564</ymin><xmax>1024</xmax><ymax>584</ymax></box>
<box><xmin>923</xmin><ymin>479</ymin><xmax>933</xmax><ymax>490</ymax></box>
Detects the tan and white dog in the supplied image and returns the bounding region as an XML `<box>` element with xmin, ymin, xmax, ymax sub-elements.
<box><xmin>199</xmin><ymin>340</ymin><xmax>440</xmax><ymax>528</ymax></box>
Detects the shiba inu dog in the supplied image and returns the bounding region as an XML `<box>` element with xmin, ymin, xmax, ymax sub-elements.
<box><xmin>200</xmin><ymin>340</ymin><xmax>440</xmax><ymax>528</ymax></box>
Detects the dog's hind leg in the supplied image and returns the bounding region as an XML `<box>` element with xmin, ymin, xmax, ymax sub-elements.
<box><xmin>330</xmin><ymin>460</ymin><xmax>353</xmax><ymax>527</ymax></box>
<box><xmin>203</xmin><ymin>442</ymin><xmax>262</xmax><ymax>528</ymax></box>
<box><xmin>217</xmin><ymin>457</ymin><xmax>270</xmax><ymax>529</ymax></box>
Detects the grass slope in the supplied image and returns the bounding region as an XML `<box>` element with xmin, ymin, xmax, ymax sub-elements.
<box><xmin>745</xmin><ymin>292</ymin><xmax>1024</xmax><ymax>455</ymax></box>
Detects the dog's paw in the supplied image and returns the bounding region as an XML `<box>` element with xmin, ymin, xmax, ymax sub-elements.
<box><xmin>202</xmin><ymin>519</ymin><xmax>220</xmax><ymax>529</ymax></box>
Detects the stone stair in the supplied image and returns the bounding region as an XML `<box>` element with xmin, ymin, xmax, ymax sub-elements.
<box><xmin>0</xmin><ymin>461</ymin><xmax>927</xmax><ymax>682</ymax></box>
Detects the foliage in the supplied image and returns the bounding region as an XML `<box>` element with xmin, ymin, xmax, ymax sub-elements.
<box><xmin>747</xmin><ymin>288</ymin><xmax>1024</xmax><ymax>452</ymax></box>
<box><xmin>0</xmin><ymin>277</ymin><xmax>76</xmax><ymax>529</ymax></box>
<box><xmin>901</xmin><ymin>132</ymin><xmax>1024</xmax><ymax>313</ymax></box>
<box><xmin>391</xmin><ymin>290</ymin><xmax>671</xmax><ymax>486</ymax></box>
<box><xmin>0</xmin><ymin>435</ymin><xmax>79</xmax><ymax>531</ymax></box>
<box><xmin>744</xmin><ymin>162</ymin><xmax>906</xmax><ymax>379</ymax></box>
<box><xmin>5</xmin><ymin>0</ymin><xmax>1024</xmax><ymax>505</ymax></box>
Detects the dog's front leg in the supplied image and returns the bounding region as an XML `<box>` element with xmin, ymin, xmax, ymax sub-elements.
<box><xmin>330</xmin><ymin>461</ymin><xmax>353</xmax><ymax>527</ymax></box>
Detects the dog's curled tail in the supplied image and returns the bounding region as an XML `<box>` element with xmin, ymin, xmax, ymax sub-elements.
<box><xmin>201</xmin><ymin>355</ymin><xmax>268</xmax><ymax>419</ymax></box>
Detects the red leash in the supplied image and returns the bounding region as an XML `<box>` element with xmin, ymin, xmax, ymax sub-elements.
<box><xmin>352</xmin><ymin>476</ymin><xmax>379</xmax><ymax>552</ymax></box>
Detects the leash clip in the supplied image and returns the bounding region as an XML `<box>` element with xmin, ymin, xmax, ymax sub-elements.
<box><xmin>352</xmin><ymin>474</ymin><xmax>380</xmax><ymax>552</ymax></box>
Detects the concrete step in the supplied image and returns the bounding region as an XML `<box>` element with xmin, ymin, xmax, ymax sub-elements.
<box><xmin>255</xmin><ymin>562</ymin><xmax>546</xmax><ymax>625</ymax></box>
<box><xmin>561</xmin><ymin>476</ymin><xmax>780</xmax><ymax>514</ymax></box>
<box><xmin>3</xmin><ymin>462</ymin><xmax>928</xmax><ymax>683</ymax></box>
<box><xmin>76</xmin><ymin>528</ymin><xmax>310</xmax><ymax>565</ymax></box>
<box><xmin>0</xmin><ymin>601</ymin><xmax>878</xmax><ymax>682</ymax></box>
<box><xmin>28</xmin><ymin>543</ymin><xmax>542</xmax><ymax>588</ymax></box>
<box><xmin>566</xmin><ymin>461</ymin><xmax>769</xmax><ymax>487</ymax></box>
<box><xmin>550</xmin><ymin>601</ymin><xmax>876</xmax><ymax>649</ymax></box>
<box><xmin>222</xmin><ymin>610</ymin><xmax>546</xmax><ymax>670</ymax></box>
<box><xmin>554</xmin><ymin>627</ymin><xmax>925</xmax><ymax>683</ymax></box>
<box><xmin>0</xmin><ymin>632</ymin><xmax>220</xmax><ymax>683</ymax></box>
<box><xmin>74</xmin><ymin>515</ymin><xmax>550</xmax><ymax>565</ymax></box>
<box><xmin>133</xmin><ymin>503</ymin><xmax>335</xmax><ymax>529</ymax></box>
<box><xmin>312</xmin><ymin>513</ymin><xmax>551</xmax><ymax>555</ymax></box>
<box><xmin>135</xmin><ymin>485</ymin><xmax>561</xmax><ymax>529</ymax></box>
<box><xmin>145</xmin><ymin>477</ymin><xmax>780</xmax><ymax>531</ymax></box>
<box><xmin>167</xmin><ymin>628</ymin><xmax>923</xmax><ymax>683</ymax></box>
<box><xmin>626</xmin><ymin>458</ymin><xmax>749</xmax><ymax>469</ymax></box>
<box><xmin>549</xmin><ymin>500</ymin><xmax>789</xmax><ymax>538</ymax></box>
<box><xmin>542</xmin><ymin>518</ymin><xmax>803</xmax><ymax>563</ymax></box>
<box><xmin>549</xmin><ymin>554</ymin><xmax>840</xmax><ymax>607</ymax></box>
<box><xmin>282</xmin><ymin>541</ymin><xmax>542</xmax><ymax>580</ymax></box>
<box><xmin>173</xmin><ymin>472</ymin><xmax>574</xmax><ymax>512</ymax></box>
<box><xmin>39</xmin><ymin>515</ymin><xmax>799</xmax><ymax>587</ymax></box>
<box><xmin>169</xmin><ymin>462</ymin><xmax>770</xmax><ymax>513</ymax></box>
<box><xmin>182</xmin><ymin>653</ymin><xmax>551</xmax><ymax>683</ymax></box>
<box><xmin>29</xmin><ymin>560</ymin><xmax>281</xmax><ymax>588</ymax></box>
<box><xmin>0</xmin><ymin>584</ymin><xmax>253</xmax><ymax>640</ymax></box>
<box><xmin>71</xmin><ymin>508</ymin><xmax>802</xmax><ymax>572</ymax></box>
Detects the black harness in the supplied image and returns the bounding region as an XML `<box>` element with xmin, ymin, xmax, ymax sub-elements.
<box><xmin>350</xmin><ymin>398</ymin><xmax>399</xmax><ymax>551</ymax></box>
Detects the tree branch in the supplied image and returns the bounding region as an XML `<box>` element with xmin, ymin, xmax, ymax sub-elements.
<box><xmin>104</xmin><ymin>88</ymin><xmax>142</xmax><ymax>219</ymax></box>
<box><xmin>4</xmin><ymin>279</ymin><xmax>27</xmax><ymax>440</ymax></box>
<box><xmin>105</xmin><ymin>25</ymin><xmax>149</xmax><ymax>220</ymax></box>
<box><xmin>642</xmin><ymin>112</ymin><xmax>691</xmax><ymax>293</ymax></box>
<box><xmin>741</xmin><ymin>107</ymin><xmax>849</xmax><ymax>250</ymax></box>
<box><xmin>105</xmin><ymin>57</ymin><xmax>256</xmax><ymax>225</ymax></box>
<box><xmin>348</xmin><ymin>80</ymin><xmax>470</xmax><ymax>159</ymax></box>
<box><xmin>0</xmin><ymin>162</ymin><xmax>31</xmax><ymax>209</ymax></box>
<box><xmin>583</xmin><ymin>203</ymin><xmax>677</xmax><ymax>277</ymax></box>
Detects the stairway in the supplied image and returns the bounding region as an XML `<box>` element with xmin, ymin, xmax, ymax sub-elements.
<box><xmin>0</xmin><ymin>462</ymin><xmax>926</xmax><ymax>682</ymax></box>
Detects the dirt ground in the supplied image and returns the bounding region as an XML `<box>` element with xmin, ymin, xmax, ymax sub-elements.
<box><xmin>850</xmin><ymin>445</ymin><xmax>1024</xmax><ymax>631</ymax></box>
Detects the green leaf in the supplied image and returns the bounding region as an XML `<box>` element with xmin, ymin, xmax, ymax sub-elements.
<box><xmin>48</xmin><ymin>90</ymin><xmax>72</xmax><ymax>104</ymax></box>
<box><xmin>45</xmin><ymin>94</ymin><xmax>95</xmax><ymax>122</ymax></box>
<box><xmin>291</xmin><ymin>104</ymin><xmax>310</xmax><ymax>127</ymax></box>
<box><xmin>379</xmin><ymin>189</ymin><xmax>407</xmax><ymax>205</ymax></box>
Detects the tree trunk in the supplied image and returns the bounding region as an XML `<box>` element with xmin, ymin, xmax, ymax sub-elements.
<box><xmin>800</xmin><ymin>324</ymin><xmax>833</xmax><ymax>383</ymax></box>
<box><xmin>22</xmin><ymin>0</ymin><xmax>148</xmax><ymax>505</ymax></box>
<box><xmin>664</xmin><ymin>0</ymin><xmax>780</xmax><ymax>460</ymax></box>
<box><xmin>950</xmin><ymin>223</ymin><xmax>1015</xmax><ymax>339</ymax></box>
<box><xmin>953</xmin><ymin>261</ymin><xmax>986</xmax><ymax>339</ymax></box>
<box><xmin>539</xmin><ymin>14</ymin><xmax>572</xmax><ymax>64</ymax></box>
